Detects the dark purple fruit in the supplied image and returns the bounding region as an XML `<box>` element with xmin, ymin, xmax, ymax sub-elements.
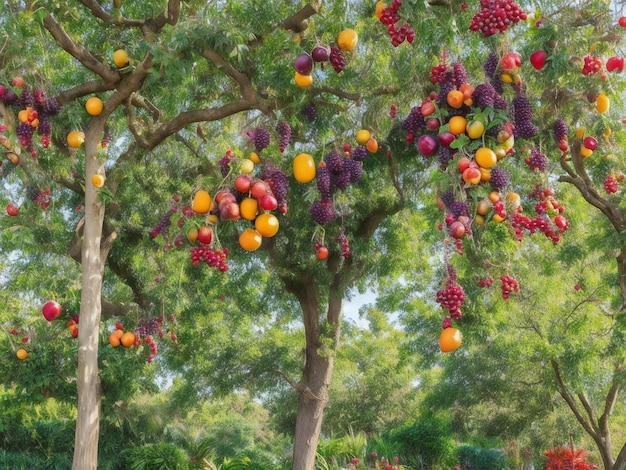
<box><xmin>294</xmin><ymin>54</ymin><xmax>314</xmax><ymax>75</ymax></box>
<box><xmin>311</xmin><ymin>45</ymin><xmax>330</xmax><ymax>62</ymax></box>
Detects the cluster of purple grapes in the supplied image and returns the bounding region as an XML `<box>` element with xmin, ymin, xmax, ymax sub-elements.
<box><xmin>429</xmin><ymin>61</ymin><xmax>467</xmax><ymax>87</ymax></box>
<box><xmin>377</xmin><ymin>0</ymin><xmax>415</xmax><ymax>47</ymax></box>
<box><xmin>310</xmin><ymin>150</ymin><xmax>363</xmax><ymax>225</ymax></box>
<box><xmin>261</xmin><ymin>163</ymin><xmax>289</xmax><ymax>213</ymax></box>
<box><xmin>218</xmin><ymin>150</ymin><xmax>234</xmax><ymax>177</ymax></box>
<box><xmin>500</xmin><ymin>275</ymin><xmax>519</xmax><ymax>300</ymax></box>
<box><xmin>553</xmin><ymin>119</ymin><xmax>569</xmax><ymax>142</ymax></box>
<box><xmin>1</xmin><ymin>85</ymin><xmax>61</xmax><ymax>158</ymax></box>
<box><xmin>436</xmin><ymin>281</ymin><xmax>465</xmax><ymax>319</ymax></box>
<box><xmin>301</xmin><ymin>102</ymin><xmax>318</xmax><ymax>122</ymax></box>
<box><xmin>190</xmin><ymin>245</ymin><xmax>229</xmax><ymax>271</ymax></box>
<box><xmin>469</xmin><ymin>0</ymin><xmax>528</xmax><ymax>37</ymax></box>
<box><xmin>334</xmin><ymin>233</ymin><xmax>350</xmax><ymax>259</ymax></box>
<box><xmin>247</xmin><ymin>127</ymin><xmax>271</xmax><ymax>153</ymax></box>
<box><xmin>151</xmin><ymin>207</ymin><xmax>177</xmax><ymax>239</ymax></box>
<box><xmin>525</xmin><ymin>147</ymin><xmax>548</xmax><ymax>172</ymax></box>
<box><xmin>512</xmin><ymin>93</ymin><xmax>539</xmax><ymax>139</ymax></box>
<box><xmin>276</xmin><ymin>121</ymin><xmax>291</xmax><ymax>153</ymax></box>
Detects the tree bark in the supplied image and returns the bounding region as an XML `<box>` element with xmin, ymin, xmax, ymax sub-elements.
<box><xmin>72</xmin><ymin>124</ymin><xmax>107</xmax><ymax>470</ymax></box>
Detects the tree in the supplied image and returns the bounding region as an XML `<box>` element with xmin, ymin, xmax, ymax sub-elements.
<box><xmin>3</xmin><ymin>1</ymin><xmax>626</xmax><ymax>470</ymax></box>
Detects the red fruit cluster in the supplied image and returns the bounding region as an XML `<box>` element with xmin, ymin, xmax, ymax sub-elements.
<box><xmin>377</xmin><ymin>0</ymin><xmax>415</xmax><ymax>47</ymax></box>
<box><xmin>605</xmin><ymin>174</ymin><xmax>619</xmax><ymax>193</ymax></box>
<box><xmin>335</xmin><ymin>233</ymin><xmax>350</xmax><ymax>259</ymax></box>
<box><xmin>469</xmin><ymin>0</ymin><xmax>527</xmax><ymax>37</ymax></box>
<box><xmin>436</xmin><ymin>281</ymin><xmax>465</xmax><ymax>319</ymax></box>
<box><xmin>190</xmin><ymin>245</ymin><xmax>229</xmax><ymax>271</ymax></box>
<box><xmin>500</xmin><ymin>275</ymin><xmax>519</xmax><ymax>300</ymax></box>
<box><xmin>477</xmin><ymin>276</ymin><xmax>493</xmax><ymax>288</ymax></box>
<box><xmin>581</xmin><ymin>55</ymin><xmax>603</xmax><ymax>75</ymax></box>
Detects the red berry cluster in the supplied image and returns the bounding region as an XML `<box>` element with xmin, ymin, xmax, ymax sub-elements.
<box><xmin>469</xmin><ymin>0</ymin><xmax>528</xmax><ymax>37</ymax></box>
<box><xmin>436</xmin><ymin>281</ymin><xmax>465</xmax><ymax>319</ymax></box>
<box><xmin>190</xmin><ymin>245</ymin><xmax>229</xmax><ymax>271</ymax></box>
<box><xmin>500</xmin><ymin>275</ymin><xmax>519</xmax><ymax>299</ymax></box>
<box><xmin>493</xmin><ymin>199</ymin><xmax>506</xmax><ymax>219</ymax></box>
<box><xmin>144</xmin><ymin>336</ymin><xmax>158</xmax><ymax>363</ymax></box>
<box><xmin>604</xmin><ymin>173</ymin><xmax>624</xmax><ymax>193</ymax></box>
<box><xmin>378</xmin><ymin>0</ymin><xmax>415</xmax><ymax>47</ymax></box>
<box><xmin>430</xmin><ymin>63</ymin><xmax>449</xmax><ymax>84</ymax></box>
<box><xmin>581</xmin><ymin>55</ymin><xmax>603</xmax><ymax>75</ymax></box>
<box><xmin>335</xmin><ymin>233</ymin><xmax>350</xmax><ymax>259</ymax></box>
<box><xmin>32</xmin><ymin>188</ymin><xmax>51</xmax><ymax>209</ymax></box>
<box><xmin>477</xmin><ymin>276</ymin><xmax>493</xmax><ymax>288</ymax></box>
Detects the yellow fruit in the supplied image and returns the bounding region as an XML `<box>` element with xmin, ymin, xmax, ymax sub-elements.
<box><xmin>356</xmin><ymin>129</ymin><xmax>371</xmax><ymax>145</ymax></box>
<box><xmin>580</xmin><ymin>146</ymin><xmax>593</xmax><ymax>158</ymax></box>
<box><xmin>67</xmin><ymin>131</ymin><xmax>85</xmax><ymax>149</ymax></box>
<box><xmin>479</xmin><ymin>167</ymin><xmax>491</xmax><ymax>181</ymax></box>
<box><xmin>466</xmin><ymin>120</ymin><xmax>485</xmax><ymax>139</ymax></box>
<box><xmin>255</xmin><ymin>213</ymin><xmax>280</xmax><ymax>237</ymax></box>
<box><xmin>375</xmin><ymin>1</ymin><xmax>386</xmax><ymax>18</ymax></box>
<box><xmin>16</xmin><ymin>348</ymin><xmax>29</xmax><ymax>360</ymax></box>
<box><xmin>239</xmin><ymin>228</ymin><xmax>263</xmax><ymax>251</ymax></box>
<box><xmin>575</xmin><ymin>127</ymin><xmax>586</xmax><ymax>139</ymax></box>
<box><xmin>86</xmin><ymin>97</ymin><xmax>104</xmax><ymax>116</ymax></box>
<box><xmin>91</xmin><ymin>174</ymin><xmax>105</xmax><ymax>188</ymax></box>
<box><xmin>293</xmin><ymin>153</ymin><xmax>316</xmax><ymax>183</ymax></box>
<box><xmin>295</xmin><ymin>72</ymin><xmax>313</xmax><ymax>88</ymax></box>
<box><xmin>475</xmin><ymin>147</ymin><xmax>497</xmax><ymax>168</ymax></box>
<box><xmin>240</xmin><ymin>158</ymin><xmax>255</xmax><ymax>174</ymax></box>
<box><xmin>500</xmin><ymin>73</ymin><xmax>513</xmax><ymax>83</ymax></box>
<box><xmin>113</xmin><ymin>49</ymin><xmax>129</xmax><ymax>67</ymax></box>
<box><xmin>596</xmin><ymin>92</ymin><xmax>610</xmax><ymax>113</ymax></box>
<box><xmin>448</xmin><ymin>116</ymin><xmax>467</xmax><ymax>135</ymax></box>
<box><xmin>492</xmin><ymin>213</ymin><xmax>506</xmax><ymax>223</ymax></box>
<box><xmin>191</xmin><ymin>190</ymin><xmax>212</xmax><ymax>214</ymax></box>
<box><xmin>603</xmin><ymin>127</ymin><xmax>612</xmax><ymax>139</ymax></box>
<box><xmin>337</xmin><ymin>29</ymin><xmax>358</xmax><ymax>51</ymax></box>
<box><xmin>248</xmin><ymin>151</ymin><xmax>261</xmax><ymax>164</ymax></box>
<box><xmin>476</xmin><ymin>198</ymin><xmax>492</xmax><ymax>216</ymax></box>
<box><xmin>474</xmin><ymin>214</ymin><xmax>485</xmax><ymax>225</ymax></box>
<box><xmin>240</xmin><ymin>198</ymin><xmax>259</xmax><ymax>221</ymax></box>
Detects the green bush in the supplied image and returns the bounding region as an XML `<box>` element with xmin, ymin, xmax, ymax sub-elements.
<box><xmin>389</xmin><ymin>415</ymin><xmax>457</xmax><ymax>468</ymax></box>
<box><xmin>457</xmin><ymin>445</ymin><xmax>507</xmax><ymax>470</ymax></box>
<box><xmin>120</xmin><ymin>442</ymin><xmax>190</xmax><ymax>469</ymax></box>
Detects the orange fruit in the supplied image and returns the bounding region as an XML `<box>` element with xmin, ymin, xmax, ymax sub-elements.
<box><xmin>187</xmin><ymin>227</ymin><xmax>199</xmax><ymax>243</ymax></box>
<box><xmin>475</xmin><ymin>147</ymin><xmax>497</xmax><ymax>168</ymax></box>
<box><xmin>86</xmin><ymin>97</ymin><xmax>104</xmax><ymax>116</ymax></box>
<box><xmin>488</xmin><ymin>191</ymin><xmax>501</xmax><ymax>203</ymax></box>
<box><xmin>240</xmin><ymin>198</ymin><xmax>259</xmax><ymax>221</ymax></box>
<box><xmin>121</xmin><ymin>331</ymin><xmax>136</xmax><ymax>347</ymax></box>
<box><xmin>16</xmin><ymin>348</ymin><xmax>29</xmax><ymax>360</ymax></box>
<box><xmin>293</xmin><ymin>153</ymin><xmax>316</xmax><ymax>183</ymax></box>
<box><xmin>18</xmin><ymin>109</ymin><xmax>30</xmax><ymax>123</ymax></box>
<box><xmin>596</xmin><ymin>92</ymin><xmax>610</xmax><ymax>113</ymax></box>
<box><xmin>91</xmin><ymin>174</ymin><xmax>105</xmax><ymax>188</ymax></box>
<box><xmin>108</xmin><ymin>329</ymin><xmax>124</xmax><ymax>347</ymax></box>
<box><xmin>67</xmin><ymin>131</ymin><xmax>85</xmax><ymax>149</ymax></box>
<box><xmin>337</xmin><ymin>29</ymin><xmax>358</xmax><ymax>51</ymax></box>
<box><xmin>255</xmin><ymin>213</ymin><xmax>280</xmax><ymax>237</ymax></box>
<box><xmin>356</xmin><ymin>129</ymin><xmax>371</xmax><ymax>145</ymax></box>
<box><xmin>492</xmin><ymin>213</ymin><xmax>506</xmax><ymax>223</ymax></box>
<box><xmin>295</xmin><ymin>72</ymin><xmax>313</xmax><ymax>88</ymax></box>
<box><xmin>191</xmin><ymin>190</ymin><xmax>212</xmax><ymax>214</ymax></box>
<box><xmin>113</xmin><ymin>49</ymin><xmax>129</xmax><ymax>67</ymax></box>
<box><xmin>447</xmin><ymin>90</ymin><xmax>464</xmax><ymax>108</ymax></box>
<box><xmin>580</xmin><ymin>146</ymin><xmax>593</xmax><ymax>158</ymax></box>
<box><xmin>375</xmin><ymin>1</ymin><xmax>386</xmax><ymax>18</ymax></box>
<box><xmin>448</xmin><ymin>115</ymin><xmax>467</xmax><ymax>135</ymax></box>
<box><xmin>476</xmin><ymin>198</ymin><xmax>492</xmax><ymax>216</ymax></box>
<box><xmin>439</xmin><ymin>327</ymin><xmax>462</xmax><ymax>352</ymax></box>
<box><xmin>239</xmin><ymin>228</ymin><xmax>263</xmax><ymax>251</ymax></box>
<box><xmin>366</xmin><ymin>138</ymin><xmax>379</xmax><ymax>153</ymax></box>
<box><xmin>479</xmin><ymin>167</ymin><xmax>491</xmax><ymax>181</ymax></box>
<box><xmin>248</xmin><ymin>152</ymin><xmax>261</xmax><ymax>164</ymax></box>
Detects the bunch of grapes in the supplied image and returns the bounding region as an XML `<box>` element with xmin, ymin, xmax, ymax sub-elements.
<box><xmin>151</xmin><ymin>207</ymin><xmax>177</xmax><ymax>239</ymax></box>
<box><xmin>604</xmin><ymin>173</ymin><xmax>620</xmax><ymax>193</ymax></box>
<box><xmin>301</xmin><ymin>102</ymin><xmax>318</xmax><ymax>122</ymax></box>
<box><xmin>276</xmin><ymin>121</ymin><xmax>291</xmax><ymax>153</ymax></box>
<box><xmin>189</xmin><ymin>245</ymin><xmax>229</xmax><ymax>271</ymax></box>
<box><xmin>317</xmin><ymin>165</ymin><xmax>332</xmax><ymax>198</ymax></box>
<box><xmin>310</xmin><ymin>198</ymin><xmax>336</xmax><ymax>225</ymax></box>
<box><xmin>335</xmin><ymin>233</ymin><xmax>350</xmax><ymax>259</ymax></box>
<box><xmin>218</xmin><ymin>150</ymin><xmax>233</xmax><ymax>177</ymax></box>
<box><xmin>262</xmin><ymin>163</ymin><xmax>289</xmax><ymax>210</ymax></box>
<box><xmin>247</xmin><ymin>127</ymin><xmax>270</xmax><ymax>153</ymax></box>
<box><xmin>512</xmin><ymin>93</ymin><xmax>539</xmax><ymax>139</ymax></box>
<box><xmin>581</xmin><ymin>55</ymin><xmax>603</xmax><ymax>75</ymax></box>
<box><xmin>378</xmin><ymin>0</ymin><xmax>416</xmax><ymax>46</ymax></box>
<box><xmin>351</xmin><ymin>145</ymin><xmax>368</xmax><ymax>162</ymax></box>
<box><xmin>526</xmin><ymin>147</ymin><xmax>548</xmax><ymax>172</ymax></box>
<box><xmin>329</xmin><ymin>46</ymin><xmax>347</xmax><ymax>73</ymax></box>
<box><xmin>500</xmin><ymin>275</ymin><xmax>519</xmax><ymax>299</ymax></box>
<box><xmin>429</xmin><ymin>61</ymin><xmax>467</xmax><ymax>88</ymax></box>
<box><xmin>510</xmin><ymin>213</ymin><xmax>561</xmax><ymax>243</ymax></box>
<box><xmin>553</xmin><ymin>119</ymin><xmax>569</xmax><ymax>142</ymax></box>
<box><xmin>469</xmin><ymin>0</ymin><xmax>528</xmax><ymax>37</ymax></box>
<box><xmin>436</xmin><ymin>281</ymin><xmax>465</xmax><ymax>319</ymax></box>
<box><xmin>145</xmin><ymin>336</ymin><xmax>158</xmax><ymax>363</ymax></box>
<box><xmin>483</xmin><ymin>52</ymin><xmax>499</xmax><ymax>78</ymax></box>
<box><xmin>490</xmin><ymin>167</ymin><xmax>510</xmax><ymax>190</ymax></box>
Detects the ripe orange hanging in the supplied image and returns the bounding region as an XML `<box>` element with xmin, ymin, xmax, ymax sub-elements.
<box><xmin>239</xmin><ymin>228</ymin><xmax>263</xmax><ymax>251</ymax></box>
<box><xmin>447</xmin><ymin>90</ymin><xmax>464</xmax><ymax>108</ymax></box>
<box><xmin>439</xmin><ymin>327</ymin><xmax>462</xmax><ymax>352</ymax></box>
<box><xmin>293</xmin><ymin>153</ymin><xmax>316</xmax><ymax>183</ymax></box>
<box><xmin>191</xmin><ymin>190</ymin><xmax>212</xmax><ymax>214</ymax></box>
<box><xmin>86</xmin><ymin>97</ymin><xmax>104</xmax><ymax>116</ymax></box>
<box><xmin>337</xmin><ymin>29</ymin><xmax>358</xmax><ymax>51</ymax></box>
<box><xmin>255</xmin><ymin>213</ymin><xmax>280</xmax><ymax>237</ymax></box>
<box><xmin>295</xmin><ymin>72</ymin><xmax>313</xmax><ymax>88</ymax></box>
<box><xmin>113</xmin><ymin>49</ymin><xmax>129</xmax><ymax>67</ymax></box>
<box><xmin>67</xmin><ymin>131</ymin><xmax>85</xmax><ymax>149</ymax></box>
<box><xmin>16</xmin><ymin>348</ymin><xmax>29</xmax><ymax>360</ymax></box>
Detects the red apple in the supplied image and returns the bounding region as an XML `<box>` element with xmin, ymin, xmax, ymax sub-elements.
<box><xmin>501</xmin><ymin>52</ymin><xmax>522</xmax><ymax>71</ymax></box>
<box><xmin>438</xmin><ymin>132</ymin><xmax>456</xmax><ymax>147</ymax></box>
<box><xmin>234</xmin><ymin>174</ymin><xmax>252</xmax><ymax>193</ymax></box>
<box><xmin>250</xmin><ymin>180</ymin><xmax>270</xmax><ymax>200</ymax></box>
<box><xmin>6</xmin><ymin>203</ymin><xmax>19</xmax><ymax>216</ymax></box>
<box><xmin>529</xmin><ymin>50</ymin><xmax>547</xmax><ymax>70</ymax></box>
<box><xmin>219</xmin><ymin>202</ymin><xmax>240</xmax><ymax>221</ymax></box>
<box><xmin>71</xmin><ymin>328</ymin><xmax>79</xmax><ymax>338</ymax></box>
<box><xmin>462</xmin><ymin>167</ymin><xmax>481</xmax><ymax>185</ymax></box>
<box><xmin>457</xmin><ymin>157</ymin><xmax>471</xmax><ymax>173</ymax></box>
<box><xmin>554</xmin><ymin>215</ymin><xmax>569</xmax><ymax>231</ymax></box>
<box><xmin>619</xmin><ymin>16</ymin><xmax>626</xmax><ymax>27</ymax></box>
<box><xmin>583</xmin><ymin>136</ymin><xmax>598</xmax><ymax>150</ymax></box>
<box><xmin>259</xmin><ymin>194</ymin><xmax>278</xmax><ymax>211</ymax></box>
<box><xmin>606</xmin><ymin>56</ymin><xmax>624</xmax><ymax>73</ymax></box>
<box><xmin>417</xmin><ymin>134</ymin><xmax>439</xmax><ymax>157</ymax></box>
<box><xmin>426</xmin><ymin>117</ymin><xmax>440</xmax><ymax>131</ymax></box>
<box><xmin>558</xmin><ymin>139</ymin><xmax>569</xmax><ymax>152</ymax></box>
<box><xmin>42</xmin><ymin>300</ymin><xmax>62</xmax><ymax>321</ymax></box>
<box><xmin>197</xmin><ymin>226</ymin><xmax>214</xmax><ymax>244</ymax></box>
<box><xmin>449</xmin><ymin>221</ymin><xmax>466</xmax><ymax>239</ymax></box>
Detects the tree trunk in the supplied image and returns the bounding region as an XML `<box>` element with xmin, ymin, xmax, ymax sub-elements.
<box><xmin>292</xmin><ymin>351</ymin><xmax>334</xmax><ymax>470</ymax></box>
<box><xmin>72</xmin><ymin>128</ymin><xmax>107</xmax><ymax>470</ymax></box>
